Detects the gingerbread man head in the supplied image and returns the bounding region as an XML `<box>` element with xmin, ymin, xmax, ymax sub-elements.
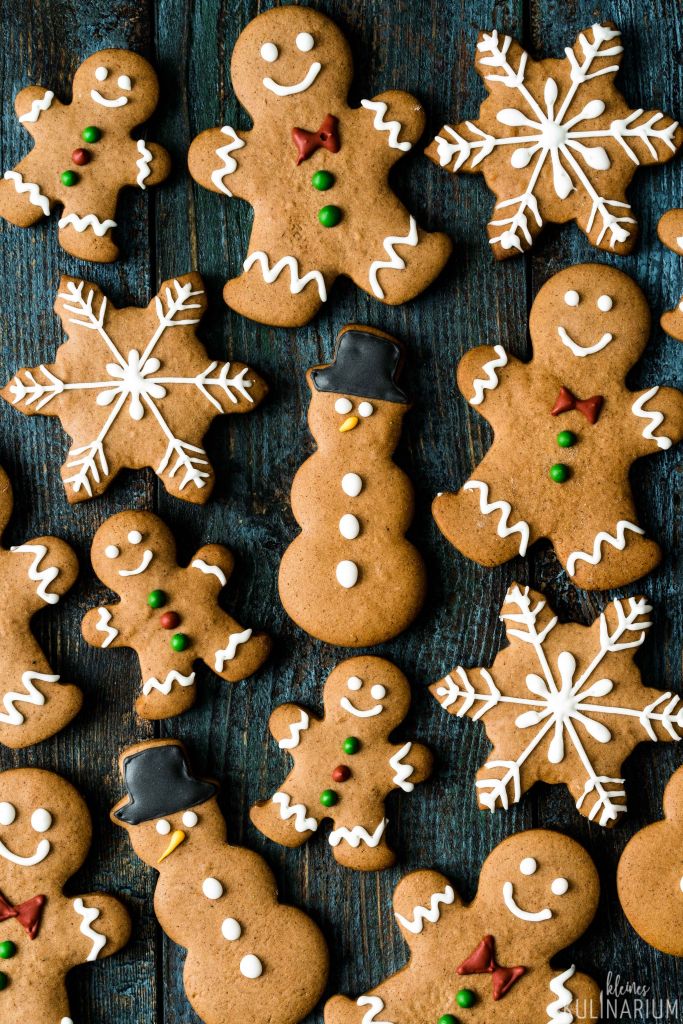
<box><xmin>71</xmin><ymin>49</ymin><xmax>160</xmax><ymax>129</ymax></box>
<box><xmin>90</xmin><ymin>511</ymin><xmax>173</xmax><ymax>598</ymax></box>
<box><xmin>323</xmin><ymin>657</ymin><xmax>413</xmax><ymax>735</ymax></box>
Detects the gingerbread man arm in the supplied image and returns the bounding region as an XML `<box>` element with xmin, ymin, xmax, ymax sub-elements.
<box><xmin>82</xmin><ymin>602</ymin><xmax>126</xmax><ymax>650</ymax></box>
<box><xmin>388</xmin><ymin>739</ymin><xmax>432</xmax><ymax>790</ymax></box>
<box><xmin>362</xmin><ymin>90</ymin><xmax>425</xmax><ymax>152</ymax></box>
<box><xmin>663</xmin><ymin>765</ymin><xmax>683</xmax><ymax>818</ymax></box>
<box><xmin>268</xmin><ymin>702</ymin><xmax>312</xmax><ymax>747</ymax></box>
<box><xmin>188</xmin><ymin>126</ymin><xmax>253</xmax><ymax>201</ymax></box>
<box><xmin>391</xmin><ymin>869</ymin><xmax>461</xmax><ymax>945</ymax></box>
<box><xmin>9</xmin><ymin>535</ymin><xmax>78</xmax><ymax>614</ymax></box>
<box><xmin>64</xmin><ymin>891</ymin><xmax>131</xmax><ymax>970</ymax></box>
<box><xmin>13</xmin><ymin>86</ymin><xmax>62</xmax><ymax>139</ymax></box>
<box><xmin>188</xmin><ymin>544</ymin><xmax>235</xmax><ymax>592</ymax></box>
<box><xmin>122</xmin><ymin>138</ymin><xmax>171</xmax><ymax>190</ymax></box>
<box><xmin>456</xmin><ymin>345</ymin><xmax>524</xmax><ymax>423</ymax></box>
<box><xmin>628</xmin><ymin>385</ymin><xmax>683</xmax><ymax>458</ymax></box>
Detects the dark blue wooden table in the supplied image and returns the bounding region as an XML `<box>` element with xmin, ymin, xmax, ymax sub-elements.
<box><xmin>0</xmin><ymin>1</ymin><xmax>681</xmax><ymax>1021</ymax></box>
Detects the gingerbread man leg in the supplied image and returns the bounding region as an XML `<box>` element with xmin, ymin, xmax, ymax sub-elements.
<box><xmin>135</xmin><ymin>648</ymin><xmax>199</xmax><ymax>720</ymax></box>
<box><xmin>208</xmin><ymin>616</ymin><xmax>271</xmax><ymax>684</ymax></box>
<box><xmin>351</xmin><ymin>212</ymin><xmax>452</xmax><ymax>305</ymax></box>
<box><xmin>0</xmin><ymin>636</ymin><xmax>82</xmax><ymax>749</ymax></box>
<box><xmin>554</xmin><ymin>503</ymin><xmax>661</xmax><ymax>591</ymax></box>
<box><xmin>57</xmin><ymin>199</ymin><xmax>119</xmax><ymax>262</ymax></box>
<box><xmin>0</xmin><ymin>155</ymin><xmax>51</xmax><ymax>227</ymax></box>
<box><xmin>250</xmin><ymin>788</ymin><xmax>321</xmax><ymax>850</ymax></box>
<box><xmin>328</xmin><ymin>815</ymin><xmax>395</xmax><ymax>871</ymax></box>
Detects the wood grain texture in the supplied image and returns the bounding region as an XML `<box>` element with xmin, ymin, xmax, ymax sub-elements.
<box><xmin>0</xmin><ymin>0</ymin><xmax>681</xmax><ymax>1021</ymax></box>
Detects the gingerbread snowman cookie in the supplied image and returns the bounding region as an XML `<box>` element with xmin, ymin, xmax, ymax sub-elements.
<box><xmin>112</xmin><ymin>740</ymin><xmax>329</xmax><ymax>1024</ymax></box>
<box><xmin>325</xmin><ymin>829</ymin><xmax>600</xmax><ymax>1024</ymax></box>
<box><xmin>82</xmin><ymin>511</ymin><xmax>270</xmax><ymax>719</ymax></box>
<box><xmin>188</xmin><ymin>6</ymin><xmax>451</xmax><ymax>326</ymax></box>
<box><xmin>0</xmin><ymin>767</ymin><xmax>130</xmax><ymax>1020</ymax></box>
<box><xmin>433</xmin><ymin>264</ymin><xmax>683</xmax><ymax>589</ymax></box>
<box><xmin>251</xmin><ymin>657</ymin><xmax>432</xmax><ymax>871</ymax></box>
<box><xmin>658</xmin><ymin>210</ymin><xmax>683</xmax><ymax>341</ymax></box>
<box><xmin>279</xmin><ymin>326</ymin><xmax>426</xmax><ymax>646</ymax></box>
<box><xmin>0</xmin><ymin>49</ymin><xmax>170</xmax><ymax>261</ymax></box>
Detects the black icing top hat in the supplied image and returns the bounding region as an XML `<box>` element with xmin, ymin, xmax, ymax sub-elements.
<box><xmin>311</xmin><ymin>327</ymin><xmax>407</xmax><ymax>404</ymax></box>
<box><xmin>114</xmin><ymin>743</ymin><xmax>218</xmax><ymax>826</ymax></box>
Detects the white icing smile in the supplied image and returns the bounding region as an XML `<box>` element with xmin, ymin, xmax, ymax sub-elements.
<box><xmin>263</xmin><ymin>61</ymin><xmax>321</xmax><ymax>96</ymax></box>
<box><xmin>557</xmin><ymin>325</ymin><xmax>613</xmax><ymax>356</ymax></box>
<box><xmin>119</xmin><ymin>550</ymin><xmax>153</xmax><ymax>576</ymax></box>
<box><xmin>340</xmin><ymin>676</ymin><xmax>385</xmax><ymax>717</ymax></box>
<box><xmin>0</xmin><ymin>837</ymin><xmax>51</xmax><ymax>867</ymax></box>
<box><xmin>91</xmin><ymin>66</ymin><xmax>131</xmax><ymax>107</ymax></box>
<box><xmin>503</xmin><ymin>880</ymin><xmax>552</xmax><ymax>922</ymax></box>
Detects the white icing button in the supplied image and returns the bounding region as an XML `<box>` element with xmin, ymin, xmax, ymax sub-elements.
<box><xmin>260</xmin><ymin>42</ymin><xmax>278</xmax><ymax>62</ymax></box>
<box><xmin>358</xmin><ymin>401</ymin><xmax>374</xmax><ymax>418</ymax></box>
<box><xmin>222</xmin><ymin>916</ymin><xmax>242</xmax><ymax>941</ymax></box>
<box><xmin>336</xmin><ymin>560</ymin><xmax>358</xmax><ymax>588</ymax></box>
<box><xmin>339</xmin><ymin>513</ymin><xmax>360</xmax><ymax>540</ymax></box>
<box><xmin>347</xmin><ymin>676</ymin><xmax>362</xmax><ymax>691</ymax></box>
<box><xmin>117</xmin><ymin>74</ymin><xmax>132</xmax><ymax>90</ymax></box>
<box><xmin>127</xmin><ymin>530</ymin><xmax>142</xmax><ymax>544</ymax></box>
<box><xmin>182</xmin><ymin>810</ymin><xmax>198</xmax><ymax>828</ymax></box>
<box><xmin>104</xmin><ymin>545</ymin><xmax>120</xmax><ymax>559</ymax></box>
<box><xmin>240</xmin><ymin>953</ymin><xmax>263</xmax><ymax>978</ymax></box>
<box><xmin>0</xmin><ymin>802</ymin><xmax>16</xmax><ymax>826</ymax></box>
<box><xmin>296</xmin><ymin>31</ymin><xmax>315</xmax><ymax>51</ymax></box>
<box><xmin>61</xmin><ymin>1019</ymin><xmax>74</xmax><ymax>1024</ymax></box>
<box><xmin>156</xmin><ymin>819</ymin><xmax>171</xmax><ymax>835</ymax></box>
<box><xmin>341</xmin><ymin>473</ymin><xmax>362</xmax><ymax>497</ymax></box>
<box><xmin>564</xmin><ymin>290</ymin><xmax>580</xmax><ymax>307</ymax></box>
<box><xmin>551</xmin><ymin>877</ymin><xmax>569</xmax><ymax>895</ymax></box>
<box><xmin>31</xmin><ymin>808</ymin><xmax>52</xmax><ymax>833</ymax></box>
<box><xmin>597</xmin><ymin>294</ymin><xmax>613</xmax><ymax>312</ymax></box>
<box><xmin>370</xmin><ymin>684</ymin><xmax>386</xmax><ymax>699</ymax></box>
<box><xmin>520</xmin><ymin>857</ymin><xmax>537</xmax><ymax>876</ymax></box>
<box><xmin>95</xmin><ymin>66</ymin><xmax>108</xmax><ymax>81</ymax></box>
<box><xmin>203</xmin><ymin>877</ymin><xmax>224</xmax><ymax>900</ymax></box>
<box><xmin>335</xmin><ymin>397</ymin><xmax>353</xmax><ymax>414</ymax></box>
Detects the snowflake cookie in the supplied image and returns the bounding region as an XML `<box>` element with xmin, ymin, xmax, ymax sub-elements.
<box><xmin>251</xmin><ymin>656</ymin><xmax>432</xmax><ymax>871</ymax></box>
<box><xmin>430</xmin><ymin>584</ymin><xmax>683</xmax><ymax>828</ymax></box>
<box><xmin>433</xmin><ymin>264</ymin><xmax>683</xmax><ymax>590</ymax></box>
<box><xmin>0</xmin><ymin>50</ymin><xmax>170</xmax><ymax>262</ymax></box>
<box><xmin>325</xmin><ymin>829</ymin><xmax>600</xmax><ymax>1024</ymax></box>
<box><xmin>188</xmin><ymin>6</ymin><xmax>451</xmax><ymax>326</ymax></box>
<box><xmin>426</xmin><ymin>23</ymin><xmax>682</xmax><ymax>258</ymax></box>
<box><xmin>658</xmin><ymin>209</ymin><xmax>683</xmax><ymax>341</ymax></box>
<box><xmin>1</xmin><ymin>273</ymin><xmax>267</xmax><ymax>504</ymax></box>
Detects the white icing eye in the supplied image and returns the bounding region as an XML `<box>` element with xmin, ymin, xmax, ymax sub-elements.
<box><xmin>31</xmin><ymin>808</ymin><xmax>52</xmax><ymax>833</ymax></box>
<box><xmin>156</xmin><ymin>819</ymin><xmax>171</xmax><ymax>835</ymax></box>
<box><xmin>370</xmin><ymin>684</ymin><xmax>386</xmax><ymax>699</ymax></box>
<box><xmin>0</xmin><ymin>803</ymin><xmax>16</xmax><ymax>826</ymax></box>
<box><xmin>597</xmin><ymin>294</ymin><xmax>613</xmax><ymax>312</ymax></box>
<box><xmin>335</xmin><ymin>397</ymin><xmax>353</xmax><ymax>414</ymax></box>
<box><xmin>358</xmin><ymin>402</ymin><xmax>374</xmax><ymax>418</ymax></box>
<box><xmin>564</xmin><ymin>290</ymin><xmax>580</xmax><ymax>307</ymax></box>
<box><xmin>203</xmin><ymin>877</ymin><xmax>223</xmax><ymax>900</ymax></box>
<box><xmin>341</xmin><ymin>473</ymin><xmax>363</xmax><ymax>497</ymax></box>
<box><xmin>222</xmin><ymin>917</ymin><xmax>242</xmax><ymax>940</ymax></box>
<box><xmin>520</xmin><ymin>857</ymin><xmax>537</xmax><ymax>876</ymax></box>
<box><xmin>347</xmin><ymin>676</ymin><xmax>362</xmax><ymax>691</ymax></box>
<box><xmin>127</xmin><ymin>530</ymin><xmax>142</xmax><ymax>544</ymax></box>
<box><xmin>105</xmin><ymin>545</ymin><xmax>120</xmax><ymax>559</ymax></box>
<box><xmin>182</xmin><ymin>810</ymin><xmax>198</xmax><ymax>828</ymax></box>
<box><xmin>551</xmin><ymin>877</ymin><xmax>569</xmax><ymax>896</ymax></box>
<box><xmin>260</xmin><ymin>42</ymin><xmax>279</xmax><ymax>62</ymax></box>
<box><xmin>296</xmin><ymin>32</ymin><xmax>315</xmax><ymax>52</ymax></box>
<box><xmin>117</xmin><ymin>75</ymin><xmax>132</xmax><ymax>90</ymax></box>
<box><xmin>95</xmin><ymin>66</ymin><xmax>108</xmax><ymax>82</ymax></box>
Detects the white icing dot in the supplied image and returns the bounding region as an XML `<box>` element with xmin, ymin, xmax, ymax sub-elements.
<box><xmin>341</xmin><ymin>473</ymin><xmax>362</xmax><ymax>497</ymax></box>
<box><xmin>95</xmin><ymin>66</ymin><xmax>108</xmax><ymax>81</ymax></box>
<box><xmin>339</xmin><ymin>513</ymin><xmax>360</xmax><ymax>540</ymax></box>
<box><xmin>182</xmin><ymin>810</ymin><xmax>198</xmax><ymax>828</ymax></box>
<box><xmin>156</xmin><ymin>819</ymin><xmax>171</xmax><ymax>835</ymax></box>
<box><xmin>0</xmin><ymin>802</ymin><xmax>16</xmax><ymax>826</ymax></box>
<box><xmin>128</xmin><ymin>530</ymin><xmax>143</xmax><ymax>544</ymax></box>
<box><xmin>347</xmin><ymin>676</ymin><xmax>362</xmax><ymax>691</ymax></box>
<box><xmin>61</xmin><ymin>1019</ymin><xmax>74</xmax><ymax>1024</ymax></box>
<box><xmin>520</xmin><ymin>857</ymin><xmax>537</xmax><ymax>876</ymax></box>
<box><xmin>117</xmin><ymin>74</ymin><xmax>132</xmax><ymax>90</ymax></box>
<box><xmin>370</xmin><ymin>684</ymin><xmax>386</xmax><ymax>699</ymax></box>
<box><xmin>551</xmin><ymin>877</ymin><xmax>569</xmax><ymax>895</ymax></box>
<box><xmin>31</xmin><ymin>808</ymin><xmax>52</xmax><ymax>833</ymax></box>
<box><xmin>358</xmin><ymin>401</ymin><xmax>374</xmax><ymax>418</ymax></box>
<box><xmin>597</xmin><ymin>294</ymin><xmax>613</xmax><ymax>312</ymax></box>
<box><xmin>260</xmin><ymin>42</ymin><xmax>278</xmax><ymax>62</ymax></box>
<box><xmin>564</xmin><ymin>290</ymin><xmax>580</xmax><ymax>307</ymax></box>
<box><xmin>105</xmin><ymin>545</ymin><xmax>120</xmax><ymax>559</ymax></box>
<box><xmin>222</xmin><ymin>917</ymin><xmax>242</xmax><ymax>941</ymax></box>
<box><xmin>336</xmin><ymin>560</ymin><xmax>358</xmax><ymax>589</ymax></box>
<box><xmin>240</xmin><ymin>953</ymin><xmax>263</xmax><ymax>978</ymax></box>
<box><xmin>335</xmin><ymin>397</ymin><xmax>353</xmax><ymax>414</ymax></box>
<box><xmin>296</xmin><ymin>31</ymin><xmax>315</xmax><ymax>52</ymax></box>
<box><xmin>203</xmin><ymin>877</ymin><xmax>224</xmax><ymax>900</ymax></box>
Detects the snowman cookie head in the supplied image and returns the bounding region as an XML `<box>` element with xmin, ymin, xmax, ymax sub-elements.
<box><xmin>111</xmin><ymin>740</ymin><xmax>225</xmax><ymax>868</ymax></box>
<box><xmin>90</xmin><ymin>511</ymin><xmax>171</xmax><ymax>593</ymax></box>
<box><xmin>326</xmin><ymin>656</ymin><xmax>412</xmax><ymax>733</ymax></box>
<box><xmin>230</xmin><ymin>6</ymin><xmax>352</xmax><ymax>120</ymax></box>
<box><xmin>72</xmin><ymin>49</ymin><xmax>160</xmax><ymax>128</ymax></box>
<box><xmin>529</xmin><ymin>264</ymin><xmax>650</xmax><ymax>380</ymax></box>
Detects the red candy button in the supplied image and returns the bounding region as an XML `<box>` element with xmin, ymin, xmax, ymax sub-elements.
<box><xmin>331</xmin><ymin>765</ymin><xmax>351</xmax><ymax>783</ymax></box>
<box><xmin>71</xmin><ymin>148</ymin><xmax>90</xmax><ymax>166</ymax></box>
<box><xmin>160</xmin><ymin>611</ymin><xmax>180</xmax><ymax>630</ymax></box>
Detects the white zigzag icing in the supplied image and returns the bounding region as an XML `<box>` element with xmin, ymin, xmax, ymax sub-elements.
<box><xmin>360</xmin><ymin>99</ymin><xmax>412</xmax><ymax>151</ymax></box>
<box><xmin>388</xmin><ymin>741</ymin><xmax>415</xmax><ymax>791</ymax></box>
<box><xmin>357</xmin><ymin>995</ymin><xmax>395</xmax><ymax>1024</ymax></box>
<box><xmin>58</xmin><ymin>213</ymin><xmax>117</xmax><ymax>236</ymax></box>
<box><xmin>135</xmin><ymin>139</ymin><xmax>153</xmax><ymax>189</ymax></box>
<box><xmin>0</xmin><ymin>671</ymin><xmax>55</xmax><ymax>726</ymax></box>
<box><xmin>463</xmin><ymin>480</ymin><xmax>530</xmax><ymax>556</ymax></box>
<box><xmin>631</xmin><ymin>387</ymin><xmax>673</xmax><ymax>450</ymax></box>
<box><xmin>142</xmin><ymin>670</ymin><xmax>196</xmax><ymax>696</ymax></box>
<box><xmin>272</xmin><ymin>792</ymin><xmax>318</xmax><ymax>832</ymax></box>
<box><xmin>279</xmin><ymin>710</ymin><xmax>310</xmax><ymax>750</ymax></box>
<box><xmin>328</xmin><ymin>819</ymin><xmax>387</xmax><ymax>848</ymax></box>
<box><xmin>469</xmin><ymin>345</ymin><xmax>508</xmax><ymax>405</ymax></box>
<box><xmin>3</xmin><ymin>171</ymin><xmax>50</xmax><ymax>215</ymax></box>
<box><xmin>10</xmin><ymin>544</ymin><xmax>60</xmax><ymax>604</ymax></box>
<box><xmin>95</xmin><ymin>607</ymin><xmax>118</xmax><ymax>648</ymax></box>
<box><xmin>18</xmin><ymin>90</ymin><xmax>53</xmax><ymax>123</ymax></box>
<box><xmin>394</xmin><ymin>884</ymin><xmax>455</xmax><ymax>934</ymax></box>
<box><xmin>211</xmin><ymin>125</ymin><xmax>245</xmax><ymax>195</ymax></box>
<box><xmin>566</xmin><ymin>521</ymin><xmax>645</xmax><ymax>577</ymax></box>
<box><xmin>368</xmin><ymin>216</ymin><xmax>418</xmax><ymax>299</ymax></box>
<box><xmin>214</xmin><ymin>628</ymin><xmax>252</xmax><ymax>672</ymax></box>
<box><xmin>191</xmin><ymin>558</ymin><xmax>227</xmax><ymax>587</ymax></box>
<box><xmin>547</xmin><ymin>965</ymin><xmax>577</xmax><ymax>1024</ymax></box>
<box><xmin>243</xmin><ymin>252</ymin><xmax>327</xmax><ymax>301</ymax></box>
<box><xmin>73</xmin><ymin>898</ymin><xmax>106</xmax><ymax>961</ymax></box>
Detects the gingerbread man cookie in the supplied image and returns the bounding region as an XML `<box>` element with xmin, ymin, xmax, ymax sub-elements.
<box><xmin>188</xmin><ymin>6</ymin><xmax>451</xmax><ymax>327</ymax></box>
<box><xmin>82</xmin><ymin>511</ymin><xmax>270</xmax><ymax>719</ymax></box>
<box><xmin>112</xmin><ymin>740</ymin><xmax>329</xmax><ymax>1024</ymax></box>
<box><xmin>0</xmin><ymin>49</ymin><xmax>170</xmax><ymax>261</ymax></box>
<box><xmin>2</xmin><ymin>273</ymin><xmax>267</xmax><ymax>504</ymax></box>
<box><xmin>617</xmin><ymin>763</ymin><xmax>683</xmax><ymax>956</ymax></box>
<box><xmin>426</xmin><ymin>23</ymin><xmax>681</xmax><ymax>258</ymax></box>
<box><xmin>0</xmin><ymin>767</ymin><xmax>130</xmax><ymax>1020</ymax></box>
<box><xmin>658</xmin><ymin>210</ymin><xmax>683</xmax><ymax>341</ymax></box>
<box><xmin>431</xmin><ymin>584</ymin><xmax>682</xmax><ymax>827</ymax></box>
<box><xmin>279</xmin><ymin>327</ymin><xmax>426</xmax><ymax>646</ymax></box>
<box><xmin>433</xmin><ymin>264</ymin><xmax>683</xmax><ymax>590</ymax></box>
<box><xmin>251</xmin><ymin>656</ymin><xmax>432</xmax><ymax>871</ymax></box>
<box><xmin>0</xmin><ymin>465</ymin><xmax>81</xmax><ymax>749</ymax></box>
<box><xmin>325</xmin><ymin>829</ymin><xmax>600</xmax><ymax>1024</ymax></box>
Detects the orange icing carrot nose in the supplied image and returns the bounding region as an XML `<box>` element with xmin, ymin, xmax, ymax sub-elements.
<box><xmin>158</xmin><ymin>829</ymin><xmax>186</xmax><ymax>862</ymax></box>
<box><xmin>339</xmin><ymin>416</ymin><xmax>358</xmax><ymax>432</ymax></box>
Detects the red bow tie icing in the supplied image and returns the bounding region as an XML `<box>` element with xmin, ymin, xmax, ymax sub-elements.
<box><xmin>292</xmin><ymin>115</ymin><xmax>341</xmax><ymax>165</ymax></box>
<box><xmin>456</xmin><ymin>934</ymin><xmax>526</xmax><ymax>1001</ymax></box>
<box><xmin>0</xmin><ymin>890</ymin><xmax>46</xmax><ymax>939</ymax></box>
<box><xmin>551</xmin><ymin>386</ymin><xmax>604</xmax><ymax>424</ymax></box>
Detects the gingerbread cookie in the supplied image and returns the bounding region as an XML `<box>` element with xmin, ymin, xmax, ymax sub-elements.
<box><xmin>0</xmin><ymin>766</ymin><xmax>130</xmax><ymax>1019</ymax></box>
<box><xmin>112</xmin><ymin>740</ymin><xmax>329</xmax><ymax>1024</ymax></box>
<box><xmin>2</xmin><ymin>273</ymin><xmax>267</xmax><ymax>504</ymax></box>
<box><xmin>251</xmin><ymin>656</ymin><xmax>432</xmax><ymax>871</ymax></box>
<box><xmin>0</xmin><ymin>49</ymin><xmax>170</xmax><ymax>261</ymax></box>
<box><xmin>426</xmin><ymin>23</ymin><xmax>681</xmax><ymax>258</ymax></box>
<box><xmin>431</xmin><ymin>584</ymin><xmax>683</xmax><ymax>827</ymax></box>
<box><xmin>188</xmin><ymin>6</ymin><xmax>451</xmax><ymax>327</ymax></box>
<box><xmin>0</xmin><ymin>465</ymin><xmax>81</xmax><ymax>749</ymax></box>
<box><xmin>617</xmin><ymin>763</ymin><xmax>683</xmax><ymax>956</ymax></box>
<box><xmin>658</xmin><ymin>210</ymin><xmax>683</xmax><ymax>341</ymax></box>
<box><xmin>279</xmin><ymin>326</ymin><xmax>426</xmax><ymax>646</ymax></box>
<box><xmin>82</xmin><ymin>511</ymin><xmax>270</xmax><ymax>719</ymax></box>
<box><xmin>433</xmin><ymin>264</ymin><xmax>683</xmax><ymax>590</ymax></box>
<box><xmin>325</xmin><ymin>829</ymin><xmax>600</xmax><ymax>1024</ymax></box>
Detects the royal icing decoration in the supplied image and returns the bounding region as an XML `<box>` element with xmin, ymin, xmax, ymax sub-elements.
<box><xmin>0</xmin><ymin>672</ymin><xmax>55</xmax><ymax>726</ymax></box>
<box><xmin>462</xmin><ymin>480</ymin><xmax>530</xmax><ymax>555</ymax></box>
<box><xmin>469</xmin><ymin>345</ymin><xmax>507</xmax><ymax>405</ymax></box>
<box><xmin>142</xmin><ymin>670</ymin><xmax>196</xmax><ymax>696</ymax></box>
<box><xmin>357</xmin><ymin>996</ymin><xmax>394</xmax><ymax>1024</ymax></box>
<box><xmin>10</xmin><ymin>544</ymin><xmax>60</xmax><ymax>604</ymax></box>
<box><xmin>328</xmin><ymin>819</ymin><xmax>387</xmax><ymax>849</ymax></box>
<box><xmin>95</xmin><ymin>607</ymin><xmax>118</xmax><ymax>648</ymax></box>
<box><xmin>361</xmin><ymin>99</ymin><xmax>412</xmax><ymax>151</ymax></box>
<box><xmin>546</xmin><ymin>966</ymin><xmax>577</xmax><ymax>1024</ymax></box>
<box><xmin>135</xmin><ymin>139</ymin><xmax>153</xmax><ymax>189</ymax></box>
<box><xmin>388</xmin><ymin>742</ymin><xmax>415</xmax><ymax>792</ymax></box>
<box><xmin>278</xmin><ymin>710</ymin><xmax>310</xmax><ymax>750</ymax></box>
<box><xmin>394</xmin><ymin>885</ymin><xmax>455</xmax><ymax>934</ymax></box>
<box><xmin>3</xmin><ymin>171</ymin><xmax>50</xmax><ymax>216</ymax></box>
<box><xmin>272</xmin><ymin>792</ymin><xmax>318</xmax><ymax>833</ymax></box>
<box><xmin>57</xmin><ymin>212</ymin><xmax>118</xmax><ymax>235</ymax></box>
<box><xmin>214</xmin><ymin>628</ymin><xmax>253</xmax><ymax>672</ymax></box>
<box><xmin>368</xmin><ymin>216</ymin><xmax>418</xmax><ymax>299</ymax></box>
<box><xmin>631</xmin><ymin>386</ymin><xmax>673</xmax><ymax>450</ymax></box>
<box><xmin>73</xmin><ymin>897</ymin><xmax>107</xmax><ymax>961</ymax></box>
<box><xmin>242</xmin><ymin>251</ymin><xmax>328</xmax><ymax>302</ymax></box>
<box><xmin>566</xmin><ymin>521</ymin><xmax>644</xmax><ymax>577</ymax></box>
<box><xmin>211</xmin><ymin>126</ymin><xmax>245</xmax><ymax>196</ymax></box>
<box><xmin>18</xmin><ymin>89</ymin><xmax>54</xmax><ymax>123</ymax></box>
<box><xmin>191</xmin><ymin>558</ymin><xmax>228</xmax><ymax>587</ymax></box>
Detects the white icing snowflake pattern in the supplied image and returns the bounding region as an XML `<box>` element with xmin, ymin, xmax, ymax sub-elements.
<box><xmin>431</xmin><ymin>585</ymin><xmax>682</xmax><ymax>826</ymax></box>
<box><xmin>429</xmin><ymin>24</ymin><xmax>680</xmax><ymax>256</ymax></box>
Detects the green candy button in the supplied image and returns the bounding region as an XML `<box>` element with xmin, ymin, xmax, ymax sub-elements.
<box><xmin>147</xmin><ymin>589</ymin><xmax>167</xmax><ymax>609</ymax></box>
<box><xmin>312</xmin><ymin>170</ymin><xmax>335</xmax><ymax>191</ymax></box>
<box><xmin>549</xmin><ymin>463</ymin><xmax>571</xmax><ymax>484</ymax></box>
<box><xmin>171</xmin><ymin>633</ymin><xmax>190</xmax><ymax>652</ymax></box>
<box><xmin>60</xmin><ymin>170</ymin><xmax>78</xmax><ymax>187</ymax></box>
<box><xmin>557</xmin><ymin>430</ymin><xmax>577</xmax><ymax>448</ymax></box>
<box><xmin>0</xmin><ymin>971</ymin><xmax>7</xmax><ymax>991</ymax></box>
<box><xmin>0</xmin><ymin>941</ymin><xmax>15</xmax><ymax>960</ymax></box>
<box><xmin>318</xmin><ymin>204</ymin><xmax>342</xmax><ymax>227</ymax></box>
<box><xmin>456</xmin><ymin>989</ymin><xmax>476</xmax><ymax>1008</ymax></box>
<box><xmin>342</xmin><ymin>737</ymin><xmax>360</xmax><ymax>755</ymax></box>
<box><xmin>320</xmin><ymin>789</ymin><xmax>338</xmax><ymax>807</ymax></box>
<box><xmin>438</xmin><ymin>1015</ymin><xmax>458</xmax><ymax>1024</ymax></box>
<box><xmin>81</xmin><ymin>125</ymin><xmax>102</xmax><ymax>143</ymax></box>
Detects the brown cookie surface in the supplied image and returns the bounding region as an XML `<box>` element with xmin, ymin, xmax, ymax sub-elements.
<box><xmin>658</xmin><ymin>209</ymin><xmax>683</xmax><ymax>341</ymax></box>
